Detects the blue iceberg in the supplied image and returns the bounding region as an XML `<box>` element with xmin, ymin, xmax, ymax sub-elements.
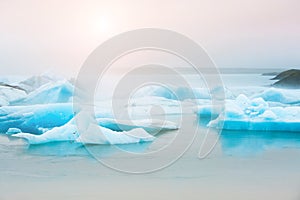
<box><xmin>13</xmin><ymin>118</ymin><xmax>155</xmax><ymax>145</ymax></box>
<box><xmin>252</xmin><ymin>87</ymin><xmax>300</xmax><ymax>105</ymax></box>
<box><xmin>0</xmin><ymin>103</ymin><xmax>73</xmax><ymax>134</ymax></box>
<box><xmin>13</xmin><ymin>80</ymin><xmax>73</xmax><ymax>105</ymax></box>
<box><xmin>0</xmin><ymin>75</ymin><xmax>179</xmax><ymax>145</ymax></box>
<box><xmin>208</xmin><ymin>94</ymin><xmax>300</xmax><ymax>132</ymax></box>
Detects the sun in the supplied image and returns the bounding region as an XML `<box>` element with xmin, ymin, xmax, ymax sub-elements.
<box><xmin>98</xmin><ymin>16</ymin><xmax>110</xmax><ymax>31</ymax></box>
<box><xmin>94</xmin><ymin>15</ymin><xmax>116</xmax><ymax>37</ymax></box>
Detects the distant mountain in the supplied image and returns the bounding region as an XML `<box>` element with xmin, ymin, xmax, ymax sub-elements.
<box><xmin>272</xmin><ymin>69</ymin><xmax>300</xmax><ymax>88</ymax></box>
<box><xmin>262</xmin><ymin>72</ymin><xmax>279</xmax><ymax>76</ymax></box>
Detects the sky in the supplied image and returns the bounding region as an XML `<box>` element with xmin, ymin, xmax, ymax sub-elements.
<box><xmin>0</xmin><ymin>0</ymin><xmax>300</xmax><ymax>77</ymax></box>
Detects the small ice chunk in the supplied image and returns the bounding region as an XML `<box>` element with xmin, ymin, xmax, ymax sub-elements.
<box><xmin>6</xmin><ymin>128</ymin><xmax>22</xmax><ymax>135</ymax></box>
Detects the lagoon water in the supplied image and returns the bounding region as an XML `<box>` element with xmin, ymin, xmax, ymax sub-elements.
<box><xmin>1</xmin><ymin>72</ymin><xmax>300</xmax><ymax>200</ymax></box>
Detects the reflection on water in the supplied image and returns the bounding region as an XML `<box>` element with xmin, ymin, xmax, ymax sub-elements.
<box><xmin>27</xmin><ymin>142</ymin><xmax>88</xmax><ymax>156</ymax></box>
<box><xmin>21</xmin><ymin>130</ymin><xmax>300</xmax><ymax>159</ymax></box>
<box><xmin>220</xmin><ymin>130</ymin><xmax>300</xmax><ymax>156</ymax></box>
<box><xmin>2</xmin><ymin>127</ymin><xmax>300</xmax><ymax>158</ymax></box>
<box><xmin>27</xmin><ymin>141</ymin><xmax>152</xmax><ymax>157</ymax></box>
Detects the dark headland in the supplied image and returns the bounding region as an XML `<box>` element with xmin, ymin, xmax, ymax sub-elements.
<box><xmin>270</xmin><ymin>69</ymin><xmax>300</xmax><ymax>89</ymax></box>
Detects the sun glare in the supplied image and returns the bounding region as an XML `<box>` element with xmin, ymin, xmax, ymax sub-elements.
<box><xmin>98</xmin><ymin>16</ymin><xmax>110</xmax><ymax>31</ymax></box>
<box><xmin>94</xmin><ymin>15</ymin><xmax>115</xmax><ymax>37</ymax></box>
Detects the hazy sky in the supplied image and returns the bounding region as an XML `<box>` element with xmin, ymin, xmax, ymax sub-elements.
<box><xmin>0</xmin><ymin>0</ymin><xmax>299</xmax><ymax>77</ymax></box>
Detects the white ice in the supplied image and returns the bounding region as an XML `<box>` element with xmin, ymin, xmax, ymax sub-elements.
<box><xmin>2</xmin><ymin>73</ymin><xmax>300</xmax><ymax>145</ymax></box>
<box><xmin>207</xmin><ymin>94</ymin><xmax>300</xmax><ymax>132</ymax></box>
<box><xmin>13</xmin><ymin>118</ymin><xmax>155</xmax><ymax>145</ymax></box>
<box><xmin>14</xmin><ymin>80</ymin><xmax>73</xmax><ymax>105</ymax></box>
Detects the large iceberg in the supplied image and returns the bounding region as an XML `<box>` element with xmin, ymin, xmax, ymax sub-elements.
<box><xmin>0</xmin><ymin>84</ymin><xmax>27</xmax><ymax>106</ymax></box>
<box><xmin>12</xmin><ymin>118</ymin><xmax>156</xmax><ymax>145</ymax></box>
<box><xmin>133</xmin><ymin>85</ymin><xmax>234</xmax><ymax>100</ymax></box>
<box><xmin>17</xmin><ymin>74</ymin><xmax>61</xmax><ymax>93</ymax></box>
<box><xmin>13</xmin><ymin>80</ymin><xmax>73</xmax><ymax>105</ymax></box>
<box><xmin>0</xmin><ymin>73</ymin><xmax>74</xmax><ymax>106</ymax></box>
<box><xmin>207</xmin><ymin>94</ymin><xmax>300</xmax><ymax>132</ymax></box>
<box><xmin>133</xmin><ymin>85</ymin><xmax>211</xmax><ymax>100</ymax></box>
<box><xmin>252</xmin><ymin>87</ymin><xmax>300</xmax><ymax>105</ymax></box>
<box><xmin>0</xmin><ymin>103</ymin><xmax>73</xmax><ymax>134</ymax></box>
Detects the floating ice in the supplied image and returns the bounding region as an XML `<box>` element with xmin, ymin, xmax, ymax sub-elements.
<box><xmin>0</xmin><ymin>74</ymin><xmax>71</xmax><ymax>106</ymax></box>
<box><xmin>77</xmin><ymin>125</ymin><xmax>154</xmax><ymax>145</ymax></box>
<box><xmin>0</xmin><ymin>85</ymin><xmax>27</xmax><ymax>106</ymax></box>
<box><xmin>97</xmin><ymin>118</ymin><xmax>178</xmax><ymax>133</ymax></box>
<box><xmin>13</xmin><ymin>80</ymin><xmax>73</xmax><ymax>105</ymax></box>
<box><xmin>134</xmin><ymin>85</ymin><xmax>234</xmax><ymax>100</ymax></box>
<box><xmin>252</xmin><ymin>87</ymin><xmax>300</xmax><ymax>105</ymax></box>
<box><xmin>127</xmin><ymin>96</ymin><xmax>183</xmax><ymax>118</ymax></box>
<box><xmin>13</xmin><ymin>118</ymin><xmax>79</xmax><ymax>144</ymax></box>
<box><xmin>208</xmin><ymin>94</ymin><xmax>300</xmax><ymax>132</ymax></box>
<box><xmin>0</xmin><ymin>103</ymin><xmax>74</xmax><ymax>134</ymax></box>
<box><xmin>17</xmin><ymin>73</ymin><xmax>61</xmax><ymax>93</ymax></box>
<box><xmin>133</xmin><ymin>85</ymin><xmax>212</xmax><ymax>100</ymax></box>
<box><xmin>13</xmin><ymin>118</ymin><xmax>155</xmax><ymax>145</ymax></box>
<box><xmin>6</xmin><ymin>128</ymin><xmax>22</xmax><ymax>135</ymax></box>
<box><xmin>196</xmin><ymin>101</ymin><xmax>224</xmax><ymax>117</ymax></box>
<box><xmin>0</xmin><ymin>102</ymin><xmax>124</xmax><ymax>135</ymax></box>
<box><xmin>0</xmin><ymin>97</ymin><xmax>8</xmax><ymax>107</ymax></box>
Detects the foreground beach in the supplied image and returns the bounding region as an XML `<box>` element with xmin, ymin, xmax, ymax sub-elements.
<box><xmin>1</xmin><ymin>127</ymin><xmax>300</xmax><ymax>200</ymax></box>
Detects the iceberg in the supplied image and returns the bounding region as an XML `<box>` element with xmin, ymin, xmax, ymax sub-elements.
<box><xmin>6</xmin><ymin>128</ymin><xmax>22</xmax><ymax>135</ymax></box>
<box><xmin>133</xmin><ymin>85</ymin><xmax>233</xmax><ymax>100</ymax></box>
<box><xmin>0</xmin><ymin>73</ymin><xmax>72</xmax><ymax>106</ymax></box>
<box><xmin>133</xmin><ymin>85</ymin><xmax>210</xmax><ymax>100</ymax></box>
<box><xmin>252</xmin><ymin>87</ymin><xmax>300</xmax><ymax>105</ymax></box>
<box><xmin>13</xmin><ymin>118</ymin><xmax>155</xmax><ymax>145</ymax></box>
<box><xmin>0</xmin><ymin>84</ymin><xmax>27</xmax><ymax>106</ymax></box>
<box><xmin>127</xmin><ymin>96</ymin><xmax>199</xmax><ymax>121</ymax></box>
<box><xmin>127</xmin><ymin>96</ymin><xmax>183</xmax><ymax>118</ymax></box>
<box><xmin>208</xmin><ymin>94</ymin><xmax>300</xmax><ymax>132</ymax></box>
<box><xmin>133</xmin><ymin>86</ymin><xmax>234</xmax><ymax>101</ymax></box>
<box><xmin>77</xmin><ymin>126</ymin><xmax>154</xmax><ymax>145</ymax></box>
<box><xmin>97</xmin><ymin>118</ymin><xmax>178</xmax><ymax>133</ymax></box>
<box><xmin>13</xmin><ymin>80</ymin><xmax>73</xmax><ymax>105</ymax></box>
<box><xmin>0</xmin><ymin>103</ymin><xmax>74</xmax><ymax>134</ymax></box>
<box><xmin>196</xmin><ymin>101</ymin><xmax>224</xmax><ymax>117</ymax></box>
<box><xmin>0</xmin><ymin>102</ymin><xmax>114</xmax><ymax>134</ymax></box>
<box><xmin>17</xmin><ymin>72</ymin><xmax>66</xmax><ymax>92</ymax></box>
<box><xmin>13</xmin><ymin>118</ymin><xmax>79</xmax><ymax>144</ymax></box>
